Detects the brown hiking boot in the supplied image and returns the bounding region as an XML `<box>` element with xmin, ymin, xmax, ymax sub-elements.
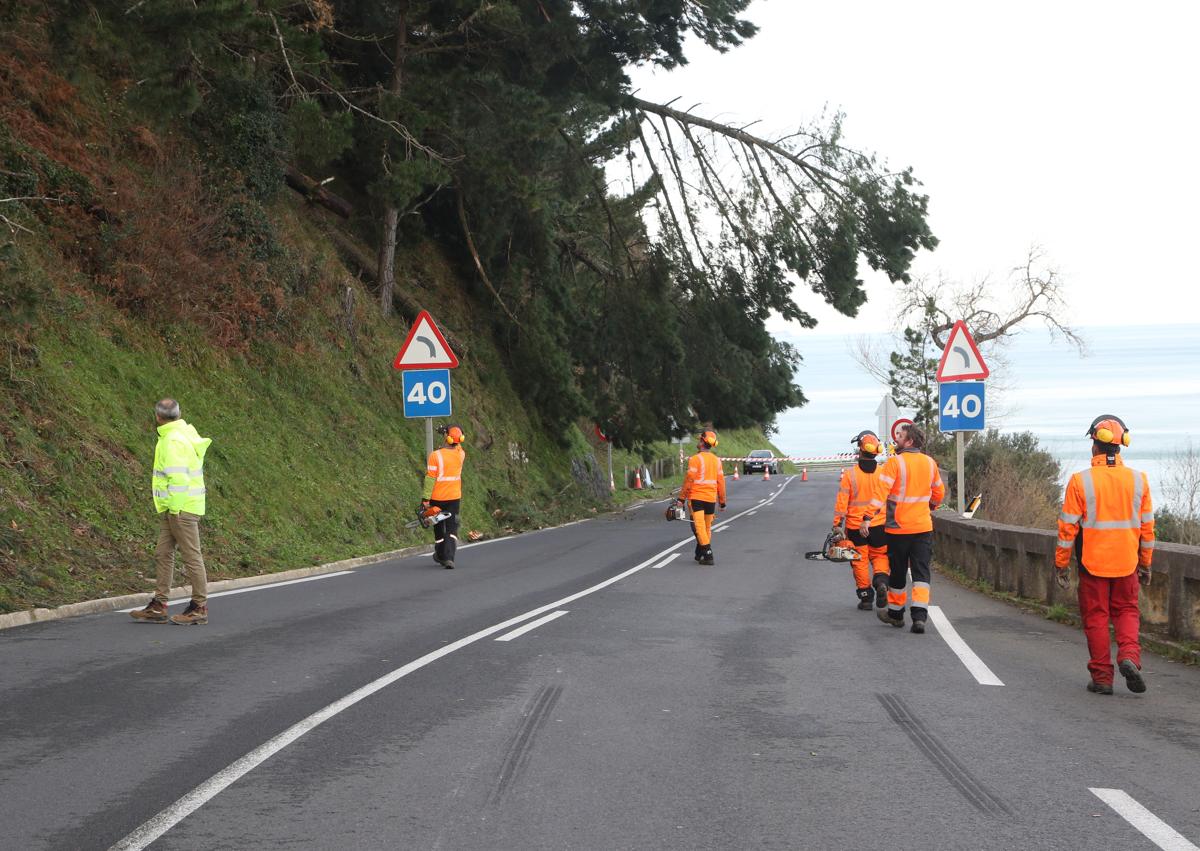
<box><xmin>130</xmin><ymin>600</ymin><xmax>169</xmax><ymax>623</ymax></box>
<box><xmin>170</xmin><ymin>601</ymin><xmax>208</xmax><ymax>625</ymax></box>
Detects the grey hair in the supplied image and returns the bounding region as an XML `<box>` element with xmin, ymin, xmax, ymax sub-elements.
<box><xmin>155</xmin><ymin>398</ymin><xmax>181</xmax><ymax>421</ymax></box>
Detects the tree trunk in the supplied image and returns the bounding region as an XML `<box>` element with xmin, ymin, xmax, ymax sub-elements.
<box><xmin>284</xmin><ymin>167</ymin><xmax>354</xmax><ymax>218</ymax></box>
<box><xmin>377</xmin><ymin>1</ymin><xmax>409</xmax><ymax>317</ymax></box>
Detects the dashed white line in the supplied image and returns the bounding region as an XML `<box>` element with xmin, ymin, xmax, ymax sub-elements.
<box><xmin>1089</xmin><ymin>788</ymin><xmax>1199</xmax><ymax>851</ymax></box>
<box><xmin>116</xmin><ymin>572</ymin><xmax>354</xmax><ymax>612</ymax></box>
<box><xmin>927</xmin><ymin>605</ymin><xmax>1004</xmax><ymax>686</ymax></box>
<box><xmin>109</xmin><ymin>476</ymin><xmax>798</xmax><ymax>850</ymax></box>
<box><xmin>495</xmin><ymin>610</ymin><xmax>569</xmax><ymax>642</ymax></box>
<box><xmin>650</xmin><ymin>554</ymin><xmax>681</xmax><ymax>569</ymax></box>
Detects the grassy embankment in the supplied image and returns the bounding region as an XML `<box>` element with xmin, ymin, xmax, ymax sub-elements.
<box><xmin>0</xmin><ymin>24</ymin><xmax>785</xmax><ymax>613</ymax></box>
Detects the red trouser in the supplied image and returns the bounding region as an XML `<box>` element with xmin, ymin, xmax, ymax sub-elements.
<box><xmin>1077</xmin><ymin>569</ymin><xmax>1141</xmax><ymax>685</ymax></box>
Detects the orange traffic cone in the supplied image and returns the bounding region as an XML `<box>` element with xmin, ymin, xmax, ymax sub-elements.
<box><xmin>733</xmin><ymin>467</ymin><xmax>740</xmax><ymax>481</ymax></box>
<box><xmin>762</xmin><ymin>465</ymin><xmax>770</xmax><ymax>481</ymax></box>
<box><xmin>634</xmin><ymin>469</ymin><xmax>643</xmax><ymax>490</ymax></box>
<box><xmin>801</xmin><ymin>467</ymin><xmax>808</xmax><ymax>482</ymax></box>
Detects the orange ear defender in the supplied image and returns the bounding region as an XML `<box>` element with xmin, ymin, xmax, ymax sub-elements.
<box><xmin>1087</xmin><ymin>415</ymin><xmax>1130</xmax><ymax>447</ymax></box>
<box><xmin>697</xmin><ymin>430</ymin><xmax>718</xmax><ymax>448</ymax></box>
<box><xmin>438</xmin><ymin>425</ymin><xmax>465</xmax><ymax>445</ymax></box>
<box><xmin>851</xmin><ymin>430</ymin><xmax>882</xmax><ymax>456</ymax></box>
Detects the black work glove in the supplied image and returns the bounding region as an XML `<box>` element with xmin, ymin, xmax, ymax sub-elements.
<box><xmin>1055</xmin><ymin>567</ymin><xmax>1070</xmax><ymax>589</ymax></box>
<box><xmin>1138</xmin><ymin>567</ymin><xmax>1152</xmax><ymax>587</ymax></box>
<box><xmin>719</xmin><ymin>503</ymin><xmax>726</xmax><ymax>511</ymax></box>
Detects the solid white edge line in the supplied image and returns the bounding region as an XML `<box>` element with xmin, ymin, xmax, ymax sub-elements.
<box><xmin>109</xmin><ymin>477</ymin><xmax>797</xmax><ymax>851</ymax></box>
<box><xmin>1089</xmin><ymin>788</ymin><xmax>1200</xmax><ymax>851</ymax></box>
<box><xmin>927</xmin><ymin>605</ymin><xmax>1004</xmax><ymax>686</ymax></box>
<box><xmin>650</xmin><ymin>554</ymin><xmax>681</xmax><ymax>569</ymax></box>
<box><xmin>494</xmin><ymin>610</ymin><xmax>569</xmax><ymax>642</ymax></box>
<box><xmin>115</xmin><ymin>572</ymin><xmax>355</xmax><ymax>612</ymax></box>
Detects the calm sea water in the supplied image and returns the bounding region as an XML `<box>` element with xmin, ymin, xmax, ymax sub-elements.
<box><xmin>772</xmin><ymin>323</ymin><xmax>1200</xmax><ymax>508</ymax></box>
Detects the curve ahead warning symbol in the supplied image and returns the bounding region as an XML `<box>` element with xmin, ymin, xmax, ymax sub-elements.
<box><xmin>935</xmin><ymin>321</ymin><xmax>989</xmax><ymax>382</ymax></box>
<box><xmin>393</xmin><ymin>311</ymin><xmax>460</xmax><ymax>370</ymax></box>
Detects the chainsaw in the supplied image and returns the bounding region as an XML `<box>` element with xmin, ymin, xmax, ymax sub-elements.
<box><xmin>804</xmin><ymin>527</ymin><xmax>858</xmax><ymax>562</ymax></box>
<box><xmin>405</xmin><ymin>503</ymin><xmax>452</xmax><ymax>529</ymax></box>
<box><xmin>664</xmin><ymin>502</ymin><xmax>688</xmax><ymax>522</ymax></box>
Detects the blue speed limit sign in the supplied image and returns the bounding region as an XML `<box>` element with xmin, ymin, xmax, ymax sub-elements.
<box><xmin>939</xmin><ymin>381</ymin><xmax>985</xmax><ymax>432</ymax></box>
<box><xmin>402</xmin><ymin>369</ymin><xmax>452</xmax><ymax>418</ymax></box>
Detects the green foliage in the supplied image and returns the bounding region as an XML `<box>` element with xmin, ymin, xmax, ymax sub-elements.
<box><xmin>1155</xmin><ymin>508</ymin><xmax>1200</xmax><ymax>546</ymax></box>
<box><xmin>889</xmin><ymin>317</ymin><xmax>940</xmax><ymax>430</ymax></box>
<box><xmin>933</xmin><ymin>430</ymin><xmax>1062</xmax><ymax>528</ymax></box>
<box><xmin>287</xmin><ymin>100</ymin><xmax>354</xmax><ymax>167</ymax></box>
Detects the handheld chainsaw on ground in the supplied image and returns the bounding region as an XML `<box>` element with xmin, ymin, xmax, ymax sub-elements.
<box><xmin>664</xmin><ymin>501</ymin><xmax>688</xmax><ymax>522</ymax></box>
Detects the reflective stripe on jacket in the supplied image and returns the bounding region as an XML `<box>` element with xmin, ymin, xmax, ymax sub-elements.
<box><xmin>1056</xmin><ymin>454</ymin><xmax>1154</xmax><ymax>577</ymax></box>
<box><xmin>426</xmin><ymin>446</ymin><xmax>465</xmax><ymax>502</ymax></box>
<box><xmin>152</xmin><ymin>419</ymin><xmax>211</xmax><ymax>516</ymax></box>
<box><xmin>680</xmin><ymin>450</ymin><xmax>726</xmax><ymax>504</ymax></box>
<box><xmin>834</xmin><ymin>465</ymin><xmax>884</xmax><ymax>529</ymax></box>
<box><xmin>869</xmin><ymin>449</ymin><xmax>944</xmax><ymax>534</ymax></box>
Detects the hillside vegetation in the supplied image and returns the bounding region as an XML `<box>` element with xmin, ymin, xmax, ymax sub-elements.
<box><xmin>1</xmin><ymin>2</ymin><xmax>933</xmax><ymax>613</ymax></box>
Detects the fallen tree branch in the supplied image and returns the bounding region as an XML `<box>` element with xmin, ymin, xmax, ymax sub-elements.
<box><xmin>455</xmin><ymin>188</ymin><xmax>522</xmax><ymax>328</ymax></box>
<box><xmin>284</xmin><ymin>167</ymin><xmax>354</xmax><ymax>218</ymax></box>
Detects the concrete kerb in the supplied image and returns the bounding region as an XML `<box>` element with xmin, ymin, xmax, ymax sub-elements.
<box><xmin>0</xmin><ymin>543</ymin><xmax>434</xmax><ymax>633</ymax></box>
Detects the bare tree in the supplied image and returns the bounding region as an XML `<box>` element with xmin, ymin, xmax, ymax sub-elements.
<box><xmin>1161</xmin><ymin>440</ymin><xmax>1200</xmax><ymax>545</ymax></box>
<box><xmin>852</xmin><ymin>246</ymin><xmax>1083</xmax><ymax>425</ymax></box>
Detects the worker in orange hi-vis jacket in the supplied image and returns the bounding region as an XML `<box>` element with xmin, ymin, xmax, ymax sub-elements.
<box><xmin>832</xmin><ymin>431</ymin><xmax>890</xmax><ymax>611</ymax></box>
<box><xmin>864</xmin><ymin>422</ymin><xmax>944</xmax><ymax>634</ymax></box>
<box><xmin>1055</xmin><ymin>415</ymin><xmax>1154</xmax><ymax>696</ymax></box>
<box><xmin>676</xmin><ymin>430</ymin><xmax>726</xmax><ymax>566</ymax></box>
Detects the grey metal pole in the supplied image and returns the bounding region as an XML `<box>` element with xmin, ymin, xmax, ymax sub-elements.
<box><xmin>956</xmin><ymin>431</ymin><xmax>965</xmax><ymax>515</ymax></box>
<box><xmin>425</xmin><ymin>417</ymin><xmax>434</xmax><ymax>456</ymax></box>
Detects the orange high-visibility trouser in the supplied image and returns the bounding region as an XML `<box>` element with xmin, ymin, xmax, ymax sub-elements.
<box><xmin>692</xmin><ymin>510</ymin><xmax>715</xmax><ymax>545</ymax></box>
<box><xmin>851</xmin><ymin>542</ymin><xmax>889</xmax><ymax>590</ymax></box>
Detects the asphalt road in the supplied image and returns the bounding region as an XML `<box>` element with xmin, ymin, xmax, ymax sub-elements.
<box><xmin>3</xmin><ymin>472</ymin><xmax>1199</xmax><ymax>850</ymax></box>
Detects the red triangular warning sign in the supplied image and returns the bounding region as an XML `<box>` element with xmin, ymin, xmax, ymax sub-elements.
<box><xmin>393</xmin><ymin>311</ymin><xmax>460</xmax><ymax>369</ymax></box>
<box><xmin>935</xmin><ymin>321</ymin><xmax>989</xmax><ymax>382</ymax></box>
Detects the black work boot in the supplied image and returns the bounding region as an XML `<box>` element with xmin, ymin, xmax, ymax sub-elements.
<box><xmin>699</xmin><ymin>548</ymin><xmax>714</xmax><ymax>566</ymax></box>
<box><xmin>1087</xmin><ymin>680</ymin><xmax>1114</xmax><ymax>695</ymax></box>
<box><xmin>1118</xmin><ymin>659</ymin><xmax>1146</xmax><ymax>693</ymax></box>
<box><xmin>873</xmin><ymin>576</ymin><xmax>889</xmax><ymax>609</ymax></box>
<box><xmin>910</xmin><ymin>619</ymin><xmax>926</xmax><ymax>635</ymax></box>
<box><xmin>856</xmin><ymin>588</ymin><xmax>873</xmax><ymax>610</ymax></box>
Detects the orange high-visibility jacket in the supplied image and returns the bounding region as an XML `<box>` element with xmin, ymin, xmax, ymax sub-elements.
<box><xmin>834</xmin><ymin>464</ymin><xmax>885</xmax><ymax>529</ymax></box>
<box><xmin>869</xmin><ymin>449</ymin><xmax>944</xmax><ymax>534</ymax></box>
<box><xmin>680</xmin><ymin>450</ymin><xmax>726</xmax><ymax>504</ymax></box>
<box><xmin>426</xmin><ymin>446</ymin><xmax>465</xmax><ymax>502</ymax></box>
<box><xmin>1056</xmin><ymin>454</ymin><xmax>1154</xmax><ymax>577</ymax></box>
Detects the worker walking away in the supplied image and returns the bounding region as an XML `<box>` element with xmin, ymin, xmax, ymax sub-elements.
<box><xmin>130</xmin><ymin>398</ymin><xmax>212</xmax><ymax>625</ymax></box>
<box><xmin>423</xmin><ymin>425</ymin><xmax>466</xmax><ymax>569</ymax></box>
<box><xmin>832</xmin><ymin>431</ymin><xmax>890</xmax><ymax>611</ymax></box>
<box><xmin>865</xmin><ymin>423</ymin><xmax>944</xmax><ymax>634</ymax></box>
<box><xmin>675</xmin><ymin>430</ymin><xmax>726</xmax><ymax>566</ymax></box>
<box><xmin>1055</xmin><ymin>415</ymin><xmax>1154</xmax><ymax>695</ymax></box>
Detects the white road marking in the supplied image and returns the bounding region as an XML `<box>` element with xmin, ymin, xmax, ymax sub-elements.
<box><xmin>747</xmin><ymin>511</ymin><xmax>757</xmax><ymax>516</ymax></box>
<box><xmin>650</xmin><ymin>554</ymin><xmax>681</xmax><ymax>569</ymax></box>
<box><xmin>927</xmin><ymin>605</ymin><xmax>1004</xmax><ymax>686</ymax></box>
<box><xmin>108</xmin><ymin>481</ymin><xmax>800</xmax><ymax>851</ymax></box>
<box><xmin>116</xmin><ymin>572</ymin><xmax>354</xmax><ymax>612</ymax></box>
<box><xmin>1089</xmin><ymin>788</ymin><xmax>1199</xmax><ymax>851</ymax></box>
<box><xmin>494</xmin><ymin>610</ymin><xmax>569</xmax><ymax>642</ymax></box>
<box><xmin>713</xmin><ymin>523</ymin><xmax>733</xmax><ymax>532</ymax></box>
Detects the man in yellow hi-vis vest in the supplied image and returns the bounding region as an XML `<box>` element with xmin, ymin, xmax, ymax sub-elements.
<box><xmin>131</xmin><ymin>398</ymin><xmax>212</xmax><ymax>626</ymax></box>
<box><xmin>423</xmin><ymin>425</ymin><xmax>466</xmax><ymax>569</ymax></box>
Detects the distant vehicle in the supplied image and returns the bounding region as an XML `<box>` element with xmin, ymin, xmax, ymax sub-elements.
<box><xmin>743</xmin><ymin>449</ymin><xmax>779</xmax><ymax>476</ymax></box>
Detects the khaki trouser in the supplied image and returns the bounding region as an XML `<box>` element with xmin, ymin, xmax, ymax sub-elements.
<box><xmin>154</xmin><ymin>511</ymin><xmax>207</xmax><ymax>604</ymax></box>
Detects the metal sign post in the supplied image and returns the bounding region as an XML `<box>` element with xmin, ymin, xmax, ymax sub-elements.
<box><xmin>936</xmin><ymin>322</ymin><xmax>989</xmax><ymax>517</ymax></box>
<box><xmin>393</xmin><ymin>312</ymin><xmax>460</xmax><ymax>459</ymax></box>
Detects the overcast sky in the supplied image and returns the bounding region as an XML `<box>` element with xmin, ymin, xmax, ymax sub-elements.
<box><xmin>629</xmin><ymin>0</ymin><xmax>1198</xmax><ymax>336</ymax></box>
